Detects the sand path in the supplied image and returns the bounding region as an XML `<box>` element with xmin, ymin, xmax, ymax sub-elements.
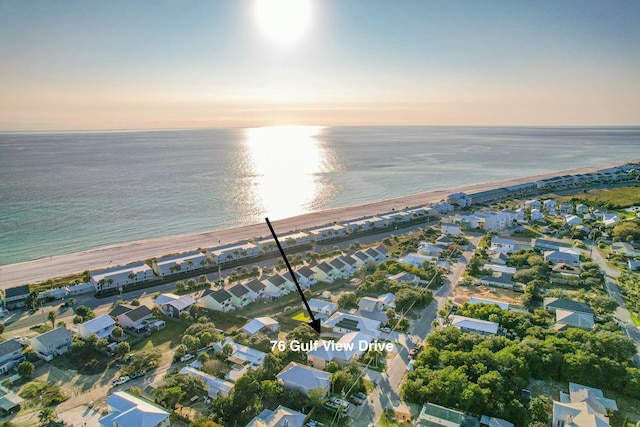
<box><xmin>1</xmin><ymin>159</ymin><xmax>637</xmax><ymax>289</ymax></box>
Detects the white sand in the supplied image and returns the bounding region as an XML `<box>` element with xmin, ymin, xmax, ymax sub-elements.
<box><xmin>1</xmin><ymin>159</ymin><xmax>636</xmax><ymax>288</ymax></box>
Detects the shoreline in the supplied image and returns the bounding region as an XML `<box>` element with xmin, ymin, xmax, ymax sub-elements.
<box><xmin>1</xmin><ymin>158</ymin><xmax>638</xmax><ymax>288</ymax></box>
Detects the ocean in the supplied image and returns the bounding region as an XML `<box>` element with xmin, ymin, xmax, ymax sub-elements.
<box><xmin>1</xmin><ymin>126</ymin><xmax>638</xmax><ymax>266</ymax></box>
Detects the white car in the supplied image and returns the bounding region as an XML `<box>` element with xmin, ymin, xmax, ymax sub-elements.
<box><xmin>112</xmin><ymin>376</ymin><xmax>130</xmax><ymax>386</ymax></box>
<box><xmin>180</xmin><ymin>354</ymin><xmax>194</xmax><ymax>362</ymax></box>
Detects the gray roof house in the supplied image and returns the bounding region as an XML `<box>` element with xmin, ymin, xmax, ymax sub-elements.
<box><xmin>30</xmin><ymin>327</ymin><xmax>72</xmax><ymax>361</ymax></box>
<box><xmin>0</xmin><ymin>339</ymin><xmax>24</xmax><ymax>374</ymax></box>
<box><xmin>544</xmin><ymin>298</ymin><xmax>594</xmax><ymax>315</ymax></box>
<box><xmin>276</xmin><ymin>362</ymin><xmax>331</xmax><ymax>395</ymax></box>
<box><xmin>3</xmin><ymin>285</ymin><xmax>31</xmax><ymax>310</ymax></box>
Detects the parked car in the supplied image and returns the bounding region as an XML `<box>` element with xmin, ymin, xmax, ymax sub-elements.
<box><xmin>112</xmin><ymin>376</ymin><xmax>130</xmax><ymax>386</ymax></box>
<box><xmin>324</xmin><ymin>401</ymin><xmax>340</xmax><ymax>410</ymax></box>
<box><xmin>130</xmin><ymin>371</ymin><xmax>145</xmax><ymax>379</ymax></box>
<box><xmin>180</xmin><ymin>354</ymin><xmax>195</xmax><ymax>362</ymax></box>
<box><xmin>348</xmin><ymin>394</ymin><xmax>364</xmax><ymax>405</ymax></box>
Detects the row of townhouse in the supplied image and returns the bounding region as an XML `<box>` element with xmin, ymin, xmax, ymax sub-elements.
<box><xmin>453</xmin><ymin>210</ymin><xmax>519</xmax><ymax>232</ymax></box>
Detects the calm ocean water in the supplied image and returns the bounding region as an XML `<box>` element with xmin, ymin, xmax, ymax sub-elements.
<box><xmin>1</xmin><ymin>126</ymin><xmax>639</xmax><ymax>266</ymax></box>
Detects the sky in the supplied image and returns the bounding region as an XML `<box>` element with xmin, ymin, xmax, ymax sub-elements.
<box><xmin>1</xmin><ymin>0</ymin><xmax>639</xmax><ymax>130</ymax></box>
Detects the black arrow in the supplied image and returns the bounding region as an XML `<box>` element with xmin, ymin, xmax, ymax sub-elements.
<box><xmin>265</xmin><ymin>218</ymin><xmax>321</xmax><ymax>333</ymax></box>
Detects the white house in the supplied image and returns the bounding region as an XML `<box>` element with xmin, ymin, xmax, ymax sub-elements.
<box><xmin>307</xmin><ymin>331</ymin><xmax>371</xmax><ymax>369</ymax></box>
<box><xmin>576</xmin><ymin>204</ymin><xmax>589</xmax><ymax>215</ymax></box>
<box><xmin>218</xmin><ymin>338</ymin><xmax>267</xmax><ymax>367</ymax></box>
<box><xmin>482</xmin><ymin>264</ymin><xmax>517</xmax><ymax>275</ymax></box>
<box><xmin>117</xmin><ymin>306</ymin><xmax>153</xmax><ymax>331</ymax></box>
<box><xmin>227</xmin><ymin>284</ymin><xmax>252</xmax><ymax>309</ymax></box>
<box><xmin>402</xmin><ymin>253</ymin><xmax>436</xmax><ymax>267</ymax></box>
<box><xmin>305</xmin><ymin>224</ymin><xmax>347</xmax><ymax>243</ymax></box>
<box><xmin>530</xmin><ymin>209</ymin><xmax>544</xmax><ymax>221</ymax></box>
<box><xmin>99</xmin><ymin>391</ymin><xmax>170</xmax><ymax>427</ymax></box>
<box><xmin>447</xmin><ymin>192</ymin><xmax>472</xmax><ymax>207</ymax></box>
<box><xmin>155</xmin><ymin>251</ymin><xmax>209</xmax><ymax>278</ymax></box>
<box><xmin>324</xmin><ymin>312</ymin><xmax>381</xmax><ymax>339</ymax></box>
<box><xmin>441</xmin><ymin>222</ymin><xmax>462</xmax><ymax>236</ymax></box>
<box><xmin>544</xmin><ymin>250</ymin><xmax>580</xmax><ymax>268</ymax></box>
<box><xmin>91</xmin><ymin>263</ymin><xmax>155</xmax><ymax>292</ymax></box>
<box><xmin>244</xmin><ymin>279</ymin><xmax>267</xmax><ymax>300</ymax></box>
<box><xmin>432</xmin><ymin>202</ymin><xmax>455</xmax><ymax>214</ymax></box>
<box><xmin>308</xmin><ymin>299</ymin><xmax>338</xmax><ymax>320</ymax></box>
<box><xmin>294</xmin><ymin>266</ymin><xmax>317</xmax><ymax>288</ymax></box>
<box><xmin>364</xmin><ymin>246</ymin><xmax>388</xmax><ymax>262</ymax></box>
<box><xmin>276</xmin><ymin>362</ymin><xmax>331</xmax><ymax>395</ymax></box>
<box><xmin>256</xmin><ymin>232</ymin><xmax>311</xmax><ymax>253</ymax></box>
<box><xmin>199</xmin><ymin>289</ymin><xmax>234</xmax><ymax>312</ymax></box>
<box><xmin>380</xmin><ymin>211</ymin><xmax>411</xmax><ymax>227</ymax></box>
<box><xmin>558</xmin><ymin>203</ymin><xmax>574</xmax><ymax>215</ymax></box>
<box><xmin>491</xmin><ymin>237</ymin><xmax>516</xmax><ymax>253</ymax></box>
<box><xmin>602</xmin><ymin>213</ymin><xmax>620</xmax><ymax>226</ymax></box>
<box><xmin>468</xmin><ymin>297</ymin><xmax>509</xmax><ymax>310</ymax></box>
<box><xmin>30</xmin><ymin>327</ymin><xmax>72</xmax><ymax>361</ymax></box>
<box><xmin>337</xmin><ymin>256</ymin><xmax>359</xmax><ymax>275</ymax></box>
<box><xmin>451</xmin><ymin>315</ymin><xmax>499</xmax><ymax>335</ymax></box>
<box><xmin>0</xmin><ymin>339</ymin><xmax>24</xmax><ymax>374</ymax></box>
<box><xmin>242</xmin><ymin>317</ymin><xmax>279</xmax><ymax>336</ymax></box>
<box><xmin>263</xmin><ymin>274</ymin><xmax>294</xmax><ymax>296</ymax></box>
<box><xmin>564</xmin><ymin>215</ymin><xmax>582</xmax><ymax>227</ymax></box>
<box><xmin>77</xmin><ymin>314</ymin><xmax>117</xmax><ymax>340</ymax></box>
<box><xmin>154</xmin><ymin>294</ymin><xmax>196</xmax><ymax>318</ymax></box>
<box><xmin>351</xmin><ymin>251</ymin><xmax>372</xmax><ymax>267</ymax></box>
<box><xmin>311</xmin><ymin>262</ymin><xmax>335</xmax><ymax>283</ymax></box>
<box><xmin>179</xmin><ymin>367</ymin><xmax>234</xmax><ymax>397</ymax></box>
<box><xmin>543</xmin><ymin>199</ymin><xmax>557</xmax><ymax>213</ymax></box>
<box><xmin>525</xmin><ymin>200</ymin><xmax>541</xmax><ymax>210</ymax></box>
<box><xmin>555</xmin><ymin>309</ymin><xmax>595</xmax><ymax>329</ymax></box>
<box><xmin>246</xmin><ymin>405</ymin><xmax>307</xmax><ymax>427</ymax></box>
<box><xmin>209</xmin><ymin>242</ymin><xmax>259</xmax><ymax>264</ymax></box>
<box><xmin>474</xmin><ymin>211</ymin><xmax>517</xmax><ymax>232</ymax></box>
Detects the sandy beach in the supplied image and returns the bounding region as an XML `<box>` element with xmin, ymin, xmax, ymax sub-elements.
<box><xmin>1</xmin><ymin>158</ymin><xmax>637</xmax><ymax>289</ymax></box>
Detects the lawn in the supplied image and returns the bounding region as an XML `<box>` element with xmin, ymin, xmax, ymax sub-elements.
<box><xmin>556</xmin><ymin>185</ymin><xmax>640</xmax><ymax>208</ymax></box>
<box><xmin>132</xmin><ymin>319</ymin><xmax>187</xmax><ymax>352</ymax></box>
<box><xmin>291</xmin><ymin>310</ymin><xmax>311</xmax><ymax>322</ymax></box>
<box><xmin>630</xmin><ymin>311</ymin><xmax>640</xmax><ymax>327</ymax></box>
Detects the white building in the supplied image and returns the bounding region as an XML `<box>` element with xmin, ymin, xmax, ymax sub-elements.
<box><xmin>208</xmin><ymin>242</ymin><xmax>259</xmax><ymax>264</ymax></box>
<box><xmin>305</xmin><ymin>224</ymin><xmax>347</xmax><ymax>243</ymax></box>
<box><xmin>199</xmin><ymin>289</ymin><xmax>234</xmax><ymax>312</ymax></box>
<box><xmin>276</xmin><ymin>362</ymin><xmax>331</xmax><ymax>395</ymax></box>
<box><xmin>30</xmin><ymin>327</ymin><xmax>72</xmax><ymax>361</ymax></box>
<box><xmin>100</xmin><ymin>392</ymin><xmax>170</xmax><ymax>427</ymax></box>
<box><xmin>246</xmin><ymin>405</ymin><xmax>307</xmax><ymax>427</ymax></box>
<box><xmin>451</xmin><ymin>315</ymin><xmax>499</xmax><ymax>335</ymax></box>
<box><xmin>91</xmin><ymin>263</ymin><xmax>155</xmax><ymax>292</ymax></box>
<box><xmin>179</xmin><ymin>367</ymin><xmax>234</xmax><ymax>397</ymax></box>
<box><xmin>441</xmin><ymin>222</ymin><xmax>462</xmax><ymax>236</ymax></box>
<box><xmin>154</xmin><ymin>251</ymin><xmax>209</xmax><ymax>278</ymax></box>
<box><xmin>76</xmin><ymin>314</ymin><xmax>117</xmax><ymax>340</ymax></box>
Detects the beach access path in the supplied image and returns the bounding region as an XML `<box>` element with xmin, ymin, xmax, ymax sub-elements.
<box><xmin>1</xmin><ymin>159</ymin><xmax>637</xmax><ymax>289</ymax></box>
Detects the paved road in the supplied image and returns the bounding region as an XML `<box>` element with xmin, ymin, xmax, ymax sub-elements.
<box><xmin>351</xmin><ymin>236</ymin><xmax>480</xmax><ymax>426</ymax></box>
<box><xmin>588</xmin><ymin>243</ymin><xmax>640</xmax><ymax>346</ymax></box>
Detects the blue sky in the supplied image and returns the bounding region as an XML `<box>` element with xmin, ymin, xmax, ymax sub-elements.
<box><xmin>1</xmin><ymin>0</ymin><xmax>639</xmax><ymax>130</ymax></box>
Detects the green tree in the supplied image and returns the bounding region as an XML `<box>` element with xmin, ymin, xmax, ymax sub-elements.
<box><xmin>115</xmin><ymin>341</ymin><xmax>130</xmax><ymax>357</ymax></box>
<box><xmin>111</xmin><ymin>326</ymin><xmax>123</xmax><ymax>339</ymax></box>
<box><xmin>47</xmin><ymin>311</ymin><xmax>56</xmax><ymax>329</ymax></box>
<box><xmin>74</xmin><ymin>305</ymin><xmax>94</xmax><ymax>321</ymax></box>
<box><xmin>337</xmin><ymin>291</ymin><xmax>358</xmax><ymax>309</ymax></box>
<box><xmin>17</xmin><ymin>361</ymin><xmax>35</xmax><ymax>379</ymax></box>
<box><xmin>176</xmin><ymin>280</ymin><xmax>186</xmax><ymax>292</ymax></box>
<box><xmin>528</xmin><ymin>396</ymin><xmax>551</xmax><ymax>424</ymax></box>
<box><xmin>38</xmin><ymin>407</ymin><xmax>56</xmax><ymax>425</ymax></box>
<box><xmin>182</xmin><ymin>334</ymin><xmax>201</xmax><ymax>353</ymax></box>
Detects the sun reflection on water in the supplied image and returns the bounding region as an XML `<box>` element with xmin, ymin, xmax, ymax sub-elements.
<box><xmin>242</xmin><ymin>126</ymin><xmax>337</xmax><ymax>221</ymax></box>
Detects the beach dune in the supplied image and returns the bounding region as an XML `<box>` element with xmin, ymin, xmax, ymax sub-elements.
<box><xmin>1</xmin><ymin>159</ymin><xmax>637</xmax><ymax>289</ymax></box>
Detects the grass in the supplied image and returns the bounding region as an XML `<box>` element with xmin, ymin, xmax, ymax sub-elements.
<box><xmin>291</xmin><ymin>310</ymin><xmax>311</xmax><ymax>322</ymax></box>
<box><xmin>511</xmin><ymin>228</ymin><xmax>542</xmax><ymax>238</ymax></box>
<box><xmin>630</xmin><ymin>312</ymin><xmax>640</xmax><ymax>327</ymax></box>
<box><xmin>555</xmin><ymin>185</ymin><xmax>640</xmax><ymax>208</ymax></box>
<box><xmin>132</xmin><ymin>319</ymin><xmax>187</xmax><ymax>351</ymax></box>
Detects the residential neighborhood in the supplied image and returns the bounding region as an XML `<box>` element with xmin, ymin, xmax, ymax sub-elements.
<box><xmin>1</xmin><ymin>171</ymin><xmax>640</xmax><ymax>427</ymax></box>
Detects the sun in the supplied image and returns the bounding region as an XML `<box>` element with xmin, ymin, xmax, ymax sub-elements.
<box><xmin>254</xmin><ymin>0</ymin><xmax>313</xmax><ymax>45</ymax></box>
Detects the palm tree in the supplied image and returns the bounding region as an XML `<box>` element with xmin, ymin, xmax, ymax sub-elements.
<box><xmin>128</xmin><ymin>273</ymin><xmax>135</xmax><ymax>283</ymax></box>
<box><xmin>47</xmin><ymin>311</ymin><xmax>56</xmax><ymax>329</ymax></box>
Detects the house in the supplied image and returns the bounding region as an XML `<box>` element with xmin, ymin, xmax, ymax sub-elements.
<box><xmin>514</xmin><ymin>207</ymin><xmax>526</xmax><ymax>222</ymax></box>
<box><xmin>552</xmin><ymin>401</ymin><xmax>611</xmax><ymax>427</ymax></box>
<box><xmin>263</xmin><ymin>274</ymin><xmax>294</xmax><ymax>296</ymax></box>
<box><xmin>543</xmin><ymin>199</ymin><xmax>557</xmax><ymax>213</ymax></box>
<box><xmin>473</xmin><ymin>211</ymin><xmax>516</xmax><ymax>232</ymax></box>
<box><xmin>402</xmin><ymin>253</ymin><xmax>436</xmax><ymax>267</ymax></box>
<box><xmin>418</xmin><ymin>243</ymin><xmax>443</xmax><ymax>257</ymax></box>
<box><xmin>0</xmin><ymin>385</ymin><xmax>24</xmax><ymax>415</ymax></box>
<box><xmin>544</xmin><ymin>250</ymin><xmax>580</xmax><ymax>268</ymax></box>
<box><xmin>432</xmin><ymin>202</ymin><xmax>455</xmax><ymax>214</ymax></box>
<box><xmin>491</xmin><ymin>237</ymin><xmax>516</xmax><ymax>253</ymax></box>
<box><xmin>276</xmin><ymin>362</ymin><xmax>331</xmax><ymax>395</ymax></box>
<box><xmin>489</xmin><ymin>253</ymin><xmax>509</xmax><ymax>265</ymax></box>
<box><xmin>256</xmin><ymin>232</ymin><xmax>311</xmax><ymax>252</ymax></box>
<box><xmin>245</xmin><ymin>405</ymin><xmax>307</xmax><ymax>427</ymax></box>
<box><xmin>406</xmin><ymin>206</ymin><xmax>433</xmax><ymax>218</ymax></box>
<box><xmin>380</xmin><ymin>211</ymin><xmax>411</xmax><ymax>227</ymax></box>
<box><xmin>565</xmin><ymin>382</ymin><xmax>618</xmax><ymax>413</ymax></box>
<box><xmin>99</xmin><ymin>391</ymin><xmax>170</xmax><ymax>427</ymax></box>
<box><xmin>482</xmin><ymin>264</ymin><xmax>517</xmax><ymax>275</ymax></box>
<box><xmin>564</xmin><ymin>215</ymin><xmax>582</xmax><ymax>227</ymax></box>
<box><xmin>199</xmin><ymin>288</ymin><xmax>234</xmax><ymax>312</ymax></box>
<box><xmin>530</xmin><ymin>209</ymin><xmax>544</xmax><ymax>221</ymax></box>
<box><xmin>179</xmin><ymin>367</ymin><xmax>234</xmax><ymax>397</ymax></box>
<box><xmin>611</xmin><ymin>242</ymin><xmax>640</xmax><ymax>257</ymax></box>
<box><xmin>3</xmin><ymin>285</ymin><xmax>30</xmax><ymax>310</ymax></box>
<box><xmin>377</xmin><ymin>293</ymin><xmax>396</xmax><ymax>308</ymax></box>
<box><xmin>628</xmin><ymin>260</ymin><xmax>640</xmax><ymax>271</ymax></box>
<box><xmin>0</xmin><ymin>339</ymin><xmax>24</xmax><ymax>374</ymax></box>
<box><xmin>305</xmin><ymin>224</ymin><xmax>347</xmax><ymax>243</ymax></box>
<box><xmin>242</xmin><ymin>317</ymin><xmax>279</xmax><ymax>336</ymax></box>
<box><xmin>208</xmin><ymin>241</ymin><xmax>259</xmax><ymax>264</ymax></box>
<box><xmin>441</xmin><ymin>222</ymin><xmax>461</xmax><ymax>236</ymax></box>
<box><xmin>328</xmin><ymin>258</ymin><xmax>349</xmax><ymax>279</ymax></box>
<box><xmin>468</xmin><ymin>297</ymin><xmax>509</xmax><ymax>310</ymax></box>
<box><xmin>153</xmin><ymin>294</ymin><xmax>196</xmax><ymax>318</ymax></box>
<box><xmin>154</xmin><ymin>251</ymin><xmax>209</xmax><ymax>278</ymax></box>
<box><xmin>294</xmin><ymin>265</ymin><xmax>317</xmax><ymax>288</ymax></box>
<box><xmin>357</xmin><ymin>297</ymin><xmax>388</xmax><ymax>323</ymax></box>
<box><xmin>308</xmin><ymin>299</ymin><xmax>337</xmax><ymax>320</ymax></box>
<box><xmin>77</xmin><ymin>314</ymin><xmax>117</xmax><ymax>340</ymax></box>
<box><xmin>244</xmin><ymin>279</ymin><xmax>267</xmax><ymax>300</ymax></box>
<box><xmin>451</xmin><ymin>315</ymin><xmax>499</xmax><ymax>335</ymax></box>
<box><xmin>447</xmin><ymin>192</ymin><xmax>472</xmax><ymax>207</ymax></box>
<box><xmin>555</xmin><ymin>309</ymin><xmax>595</xmax><ymax>329</ymax></box>
<box><xmin>543</xmin><ymin>298</ymin><xmax>594</xmax><ymax>315</ymax></box>
<box><xmin>534</xmin><ymin>238</ymin><xmax>575</xmax><ymax>251</ymax></box>
<box><xmin>91</xmin><ymin>263</ymin><xmax>155</xmax><ymax>292</ymax></box>
<box><xmin>352</xmin><ymin>250</ymin><xmax>372</xmax><ymax>267</ymax></box>
<box><xmin>435</xmin><ymin>235</ymin><xmax>454</xmax><ymax>248</ymax></box>
<box><xmin>337</xmin><ymin>255</ymin><xmax>359</xmax><ymax>275</ymax></box>
<box><xmin>525</xmin><ymin>200</ymin><xmax>542</xmax><ymax>210</ymax></box>
<box><xmin>311</xmin><ymin>262</ymin><xmax>335</xmax><ymax>283</ymax></box>
<box><xmin>602</xmin><ymin>213</ymin><xmax>620</xmax><ymax>226</ymax></box>
<box><xmin>227</xmin><ymin>284</ymin><xmax>252</xmax><ymax>309</ymax></box>
<box><xmin>480</xmin><ymin>416</ymin><xmax>513</xmax><ymax>427</ymax></box>
<box><xmin>30</xmin><ymin>327</ymin><xmax>72</xmax><ymax>361</ymax></box>
<box><xmin>416</xmin><ymin>402</ymin><xmax>478</xmax><ymax>427</ymax></box>
<box><xmin>576</xmin><ymin>204</ymin><xmax>589</xmax><ymax>215</ymax></box>
<box><xmin>454</xmin><ymin>215</ymin><xmax>483</xmax><ymax>229</ymax></box>
<box><xmin>559</xmin><ymin>203</ymin><xmax>574</xmax><ymax>215</ymax></box>
<box><xmin>468</xmin><ymin>188</ymin><xmax>511</xmax><ymax>205</ymax></box>
<box><xmin>216</xmin><ymin>338</ymin><xmax>267</xmax><ymax>367</ymax></box>
<box><xmin>323</xmin><ymin>312</ymin><xmax>381</xmax><ymax>339</ymax></box>
<box><xmin>365</xmin><ymin>245</ymin><xmax>388</xmax><ymax>262</ymax></box>
<box><xmin>478</xmin><ymin>272</ymin><xmax>516</xmax><ymax>289</ymax></box>
<box><xmin>116</xmin><ymin>305</ymin><xmax>153</xmax><ymax>331</ymax></box>
<box><xmin>307</xmin><ymin>331</ymin><xmax>371</xmax><ymax>369</ymax></box>
<box><xmin>388</xmin><ymin>271</ymin><xmax>420</xmax><ymax>286</ymax></box>
<box><xmin>552</xmin><ymin>264</ymin><xmax>581</xmax><ymax>277</ymax></box>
